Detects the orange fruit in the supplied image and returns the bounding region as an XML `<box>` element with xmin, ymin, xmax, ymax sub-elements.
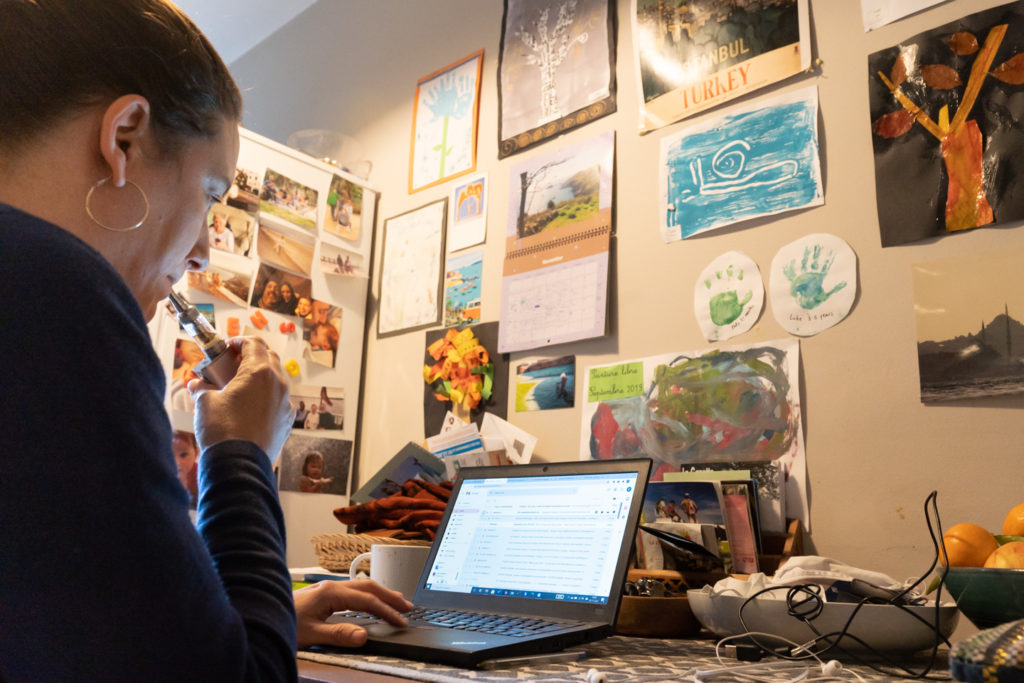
<box><xmin>1002</xmin><ymin>502</ymin><xmax>1024</xmax><ymax>537</ymax></box>
<box><xmin>984</xmin><ymin>541</ymin><xmax>1024</xmax><ymax>569</ymax></box>
<box><xmin>940</xmin><ymin>523</ymin><xmax>999</xmax><ymax>567</ymax></box>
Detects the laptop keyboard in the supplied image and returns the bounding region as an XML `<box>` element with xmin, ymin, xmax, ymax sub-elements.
<box><xmin>342</xmin><ymin>607</ymin><xmax>582</xmax><ymax>638</ymax></box>
<box><xmin>409</xmin><ymin>607</ymin><xmax>582</xmax><ymax>637</ymax></box>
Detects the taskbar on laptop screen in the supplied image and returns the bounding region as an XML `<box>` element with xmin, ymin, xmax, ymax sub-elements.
<box><xmin>422</xmin><ymin>585</ymin><xmax>609</xmax><ymax>604</ymax></box>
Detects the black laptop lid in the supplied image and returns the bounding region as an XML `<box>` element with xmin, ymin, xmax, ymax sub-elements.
<box><xmin>412</xmin><ymin>458</ymin><xmax>651</xmax><ymax>624</ymax></box>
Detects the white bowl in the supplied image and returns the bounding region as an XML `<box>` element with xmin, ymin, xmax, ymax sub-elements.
<box><xmin>686</xmin><ymin>589</ymin><xmax>959</xmax><ymax>652</ymax></box>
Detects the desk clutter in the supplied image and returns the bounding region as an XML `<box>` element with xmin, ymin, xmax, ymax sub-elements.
<box><xmin>300</xmin><ymin>634</ymin><xmax>945</xmax><ymax>682</ymax></box>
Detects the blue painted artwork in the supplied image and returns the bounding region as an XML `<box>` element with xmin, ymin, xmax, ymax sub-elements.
<box><xmin>660</xmin><ymin>86</ymin><xmax>822</xmax><ymax>243</ymax></box>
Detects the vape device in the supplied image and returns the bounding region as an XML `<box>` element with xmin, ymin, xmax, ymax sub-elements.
<box><xmin>166</xmin><ymin>289</ymin><xmax>240</xmax><ymax>388</ymax></box>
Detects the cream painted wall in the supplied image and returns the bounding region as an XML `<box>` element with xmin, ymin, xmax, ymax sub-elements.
<box><xmin>232</xmin><ymin>0</ymin><xmax>1023</xmax><ymax>639</ymax></box>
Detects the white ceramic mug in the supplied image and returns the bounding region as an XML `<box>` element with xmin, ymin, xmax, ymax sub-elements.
<box><xmin>348</xmin><ymin>544</ymin><xmax>430</xmax><ymax>600</ymax></box>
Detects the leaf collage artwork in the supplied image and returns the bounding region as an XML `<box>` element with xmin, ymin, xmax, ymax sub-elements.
<box><xmin>869</xmin><ymin>2</ymin><xmax>1024</xmax><ymax>246</ymax></box>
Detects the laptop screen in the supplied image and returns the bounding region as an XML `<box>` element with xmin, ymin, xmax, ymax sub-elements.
<box><xmin>423</xmin><ymin>471</ymin><xmax>640</xmax><ymax>604</ymax></box>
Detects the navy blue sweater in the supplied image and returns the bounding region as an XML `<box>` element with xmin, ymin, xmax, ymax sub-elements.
<box><xmin>0</xmin><ymin>204</ymin><xmax>296</xmax><ymax>681</ymax></box>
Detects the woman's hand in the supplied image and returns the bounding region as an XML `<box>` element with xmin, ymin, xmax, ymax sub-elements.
<box><xmin>294</xmin><ymin>580</ymin><xmax>413</xmax><ymax>648</ymax></box>
<box><xmin>189</xmin><ymin>337</ymin><xmax>293</xmax><ymax>462</ymax></box>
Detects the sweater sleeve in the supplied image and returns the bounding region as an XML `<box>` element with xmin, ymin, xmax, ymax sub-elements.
<box><xmin>0</xmin><ymin>211</ymin><xmax>296</xmax><ymax>682</ymax></box>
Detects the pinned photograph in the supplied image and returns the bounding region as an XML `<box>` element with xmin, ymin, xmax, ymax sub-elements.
<box><xmin>250</xmin><ymin>263</ymin><xmax>313</xmax><ymax>318</ymax></box>
<box><xmin>208</xmin><ymin>203</ymin><xmax>257</xmax><ymax>257</ymax></box>
<box><xmin>515</xmin><ymin>355</ymin><xmax>575</xmax><ymax>411</ymax></box>
<box><xmin>226</xmin><ymin>166</ymin><xmax>262</xmax><ymax>217</ymax></box>
<box><xmin>320</xmin><ymin>242</ymin><xmax>367</xmax><ymax>279</ymax></box>
<box><xmin>291</xmin><ymin>385</ymin><xmax>345</xmax><ymax>431</ymax></box>
<box><xmin>325</xmin><ymin>174</ymin><xmax>365</xmax><ymax>243</ymax></box>
<box><xmin>278</xmin><ymin>433</ymin><xmax>351</xmax><ymax>495</ymax></box>
<box><xmin>168</xmin><ymin>338</ymin><xmax>204</xmax><ymax>414</ymax></box>
<box><xmin>259</xmin><ymin>168</ymin><xmax>318</xmax><ymax>232</ymax></box>
<box><xmin>172</xmin><ymin>430</ymin><xmax>199</xmax><ymax>509</ymax></box>
<box><xmin>303</xmin><ymin>300</ymin><xmax>342</xmax><ymax>369</ymax></box>
<box><xmin>443</xmin><ymin>250</ymin><xmax>482</xmax><ymax>327</ymax></box>
<box><xmin>187</xmin><ymin>262</ymin><xmax>252</xmax><ymax>307</ymax></box>
<box><xmin>256</xmin><ymin>223</ymin><xmax>315</xmax><ymax>277</ymax></box>
<box><xmin>449</xmin><ymin>174</ymin><xmax>488</xmax><ymax>252</ymax></box>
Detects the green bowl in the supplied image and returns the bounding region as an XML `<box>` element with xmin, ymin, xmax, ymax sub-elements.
<box><xmin>943</xmin><ymin>567</ymin><xmax>1024</xmax><ymax>629</ymax></box>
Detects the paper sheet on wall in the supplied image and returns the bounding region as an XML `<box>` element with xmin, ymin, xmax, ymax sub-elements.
<box><xmin>448</xmin><ymin>174</ymin><xmax>488</xmax><ymax>252</ymax></box>
<box><xmin>579</xmin><ymin>338</ymin><xmax>806</xmax><ymax>533</ymax></box>
<box><xmin>693</xmin><ymin>251</ymin><xmax>764</xmax><ymax>342</ymax></box>
<box><xmin>660</xmin><ymin>85</ymin><xmax>823</xmax><ymax>243</ymax></box>
<box><xmin>770</xmin><ymin>233</ymin><xmax>858</xmax><ymax>337</ymax></box>
<box><xmin>860</xmin><ymin>0</ymin><xmax>945</xmax><ymax>31</ymax></box>
<box><xmin>498</xmin><ymin>131</ymin><xmax>614</xmax><ymax>353</ymax></box>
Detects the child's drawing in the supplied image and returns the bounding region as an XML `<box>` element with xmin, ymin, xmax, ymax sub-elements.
<box><xmin>659</xmin><ymin>86</ymin><xmax>822</xmax><ymax>243</ymax></box>
<box><xmin>770</xmin><ymin>233</ymin><xmax>857</xmax><ymax>337</ymax></box>
<box><xmin>694</xmin><ymin>251</ymin><xmax>763</xmax><ymax>342</ymax></box>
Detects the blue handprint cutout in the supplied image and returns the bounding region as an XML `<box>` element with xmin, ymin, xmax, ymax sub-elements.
<box><xmin>783</xmin><ymin>244</ymin><xmax>847</xmax><ymax>310</ymax></box>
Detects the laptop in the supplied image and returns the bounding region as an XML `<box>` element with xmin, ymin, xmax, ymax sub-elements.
<box><xmin>324</xmin><ymin>457</ymin><xmax>651</xmax><ymax>667</ymax></box>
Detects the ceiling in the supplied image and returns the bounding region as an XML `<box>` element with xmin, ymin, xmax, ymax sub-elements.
<box><xmin>174</xmin><ymin>0</ymin><xmax>316</xmax><ymax>64</ymax></box>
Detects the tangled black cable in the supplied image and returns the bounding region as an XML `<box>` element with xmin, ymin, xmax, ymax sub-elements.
<box><xmin>735</xmin><ymin>491</ymin><xmax>952</xmax><ymax>680</ymax></box>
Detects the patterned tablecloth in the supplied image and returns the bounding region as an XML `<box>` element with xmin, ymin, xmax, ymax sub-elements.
<box><xmin>299</xmin><ymin>634</ymin><xmax>953</xmax><ymax>682</ymax></box>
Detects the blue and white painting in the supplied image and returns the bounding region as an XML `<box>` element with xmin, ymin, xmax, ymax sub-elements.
<box><xmin>410</xmin><ymin>50</ymin><xmax>482</xmax><ymax>193</ymax></box>
<box><xmin>659</xmin><ymin>85</ymin><xmax>823</xmax><ymax>243</ymax></box>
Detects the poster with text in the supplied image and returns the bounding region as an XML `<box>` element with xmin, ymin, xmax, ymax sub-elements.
<box><xmin>660</xmin><ymin>86</ymin><xmax>822</xmax><ymax>242</ymax></box>
<box><xmin>579</xmin><ymin>338</ymin><xmax>805</xmax><ymax>532</ymax></box>
<box><xmin>498</xmin><ymin>0</ymin><xmax>616</xmax><ymax>158</ymax></box>
<box><xmin>498</xmin><ymin>130</ymin><xmax>614</xmax><ymax>353</ymax></box>
<box><xmin>869</xmin><ymin>2</ymin><xmax>1024</xmax><ymax>247</ymax></box>
<box><xmin>633</xmin><ymin>0</ymin><xmax>810</xmax><ymax>132</ymax></box>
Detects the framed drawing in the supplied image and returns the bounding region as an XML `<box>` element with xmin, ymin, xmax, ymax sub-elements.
<box><xmin>409</xmin><ymin>50</ymin><xmax>484</xmax><ymax>194</ymax></box>
<box><xmin>378</xmin><ymin>199</ymin><xmax>448</xmax><ymax>337</ymax></box>
<box><xmin>498</xmin><ymin>0</ymin><xmax>616</xmax><ymax>159</ymax></box>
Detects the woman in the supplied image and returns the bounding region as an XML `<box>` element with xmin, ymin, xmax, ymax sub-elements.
<box><xmin>0</xmin><ymin>2</ymin><xmax>409</xmax><ymax>680</ymax></box>
<box><xmin>277</xmin><ymin>280</ymin><xmax>299</xmax><ymax>316</ymax></box>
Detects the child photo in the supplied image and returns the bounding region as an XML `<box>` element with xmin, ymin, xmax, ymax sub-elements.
<box><xmin>303</xmin><ymin>300</ymin><xmax>342</xmax><ymax>369</ymax></box>
<box><xmin>278</xmin><ymin>433</ymin><xmax>351</xmax><ymax>495</ymax></box>
<box><xmin>324</xmin><ymin>173</ymin><xmax>363</xmax><ymax>242</ymax></box>
<box><xmin>256</xmin><ymin>222</ymin><xmax>315</xmax><ymax>276</ymax></box>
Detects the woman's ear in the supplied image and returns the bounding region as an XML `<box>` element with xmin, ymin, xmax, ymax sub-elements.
<box><xmin>98</xmin><ymin>95</ymin><xmax>151</xmax><ymax>188</ymax></box>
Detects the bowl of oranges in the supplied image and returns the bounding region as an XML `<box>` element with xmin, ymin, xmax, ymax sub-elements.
<box><xmin>940</xmin><ymin>503</ymin><xmax>1024</xmax><ymax>629</ymax></box>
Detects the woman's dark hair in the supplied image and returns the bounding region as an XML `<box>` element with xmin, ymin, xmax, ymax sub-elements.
<box><xmin>0</xmin><ymin>0</ymin><xmax>242</xmax><ymax>153</ymax></box>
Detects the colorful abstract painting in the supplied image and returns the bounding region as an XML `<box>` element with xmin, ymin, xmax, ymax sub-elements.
<box><xmin>579</xmin><ymin>338</ymin><xmax>805</xmax><ymax>532</ymax></box>
<box><xmin>869</xmin><ymin>2</ymin><xmax>1024</xmax><ymax>247</ymax></box>
<box><xmin>633</xmin><ymin>0</ymin><xmax>810</xmax><ymax>132</ymax></box>
<box><xmin>498</xmin><ymin>0</ymin><xmax>616</xmax><ymax>158</ymax></box>
<box><xmin>410</xmin><ymin>50</ymin><xmax>483</xmax><ymax>193</ymax></box>
<box><xmin>659</xmin><ymin>86</ymin><xmax>822</xmax><ymax>243</ymax></box>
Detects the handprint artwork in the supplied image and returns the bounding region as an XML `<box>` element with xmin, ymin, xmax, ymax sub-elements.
<box><xmin>694</xmin><ymin>251</ymin><xmax>764</xmax><ymax>342</ymax></box>
<box><xmin>783</xmin><ymin>244</ymin><xmax>847</xmax><ymax>310</ymax></box>
<box><xmin>771</xmin><ymin>234</ymin><xmax>857</xmax><ymax>337</ymax></box>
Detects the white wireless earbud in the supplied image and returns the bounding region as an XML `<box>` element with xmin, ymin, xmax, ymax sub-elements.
<box><xmin>821</xmin><ymin>659</ymin><xmax>842</xmax><ymax>675</ymax></box>
<box><xmin>586</xmin><ymin>668</ymin><xmax>607</xmax><ymax>683</ymax></box>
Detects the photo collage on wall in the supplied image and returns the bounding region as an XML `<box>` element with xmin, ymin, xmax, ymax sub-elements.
<box><xmin>163</xmin><ymin>130</ymin><xmax>377</xmax><ymax>496</ymax></box>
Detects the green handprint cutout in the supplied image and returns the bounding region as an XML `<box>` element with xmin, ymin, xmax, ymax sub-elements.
<box><xmin>705</xmin><ymin>264</ymin><xmax>752</xmax><ymax>326</ymax></box>
<box><xmin>783</xmin><ymin>244</ymin><xmax>847</xmax><ymax>310</ymax></box>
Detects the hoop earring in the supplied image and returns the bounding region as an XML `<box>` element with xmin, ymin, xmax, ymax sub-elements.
<box><xmin>85</xmin><ymin>176</ymin><xmax>150</xmax><ymax>232</ymax></box>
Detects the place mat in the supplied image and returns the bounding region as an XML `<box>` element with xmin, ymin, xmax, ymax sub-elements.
<box><xmin>299</xmin><ymin>635</ymin><xmax>953</xmax><ymax>682</ymax></box>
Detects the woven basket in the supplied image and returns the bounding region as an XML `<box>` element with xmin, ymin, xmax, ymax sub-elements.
<box><xmin>310</xmin><ymin>533</ymin><xmax>432</xmax><ymax>573</ymax></box>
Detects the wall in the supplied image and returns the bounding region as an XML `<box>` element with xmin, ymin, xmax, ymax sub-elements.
<box><xmin>230</xmin><ymin>0</ymin><xmax>1023</xmax><ymax>636</ymax></box>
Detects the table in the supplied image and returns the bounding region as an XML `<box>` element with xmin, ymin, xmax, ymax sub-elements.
<box><xmin>297</xmin><ymin>633</ymin><xmax>954</xmax><ymax>682</ymax></box>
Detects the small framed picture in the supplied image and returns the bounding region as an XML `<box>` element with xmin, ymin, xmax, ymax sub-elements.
<box><xmin>409</xmin><ymin>50</ymin><xmax>484</xmax><ymax>193</ymax></box>
<box><xmin>378</xmin><ymin>199</ymin><xmax>448</xmax><ymax>337</ymax></box>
